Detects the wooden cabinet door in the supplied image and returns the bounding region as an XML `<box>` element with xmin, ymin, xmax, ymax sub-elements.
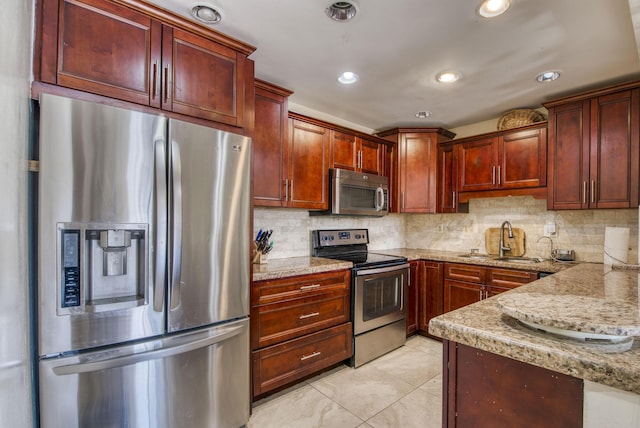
<box><xmin>47</xmin><ymin>0</ymin><xmax>161</xmax><ymax>106</ymax></box>
<box><xmin>444</xmin><ymin>279</ymin><xmax>483</xmax><ymax>313</ymax></box>
<box><xmin>547</xmin><ymin>100</ymin><xmax>590</xmax><ymax>209</ymax></box>
<box><xmin>458</xmin><ymin>136</ymin><xmax>498</xmax><ymax>192</ymax></box>
<box><xmin>437</xmin><ymin>144</ymin><xmax>458</xmax><ymax>213</ymax></box>
<box><xmin>499</xmin><ymin>127</ymin><xmax>547</xmax><ymax>189</ymax></box>
<box><xmin>330</xmin><ymin>131</ymin><xmax>358</xmax><ymax>171</ymax></box>
<box><xmin>253</xmin><ymin>82</ymin><xmax>291</xmax><ymax>207</ymax></box>
<box><xmin>359</xmin><ymin>138</ymin><xmax>384</xmax><ymax>175</ymax></box>
<box><xmin>590</xmin><ymin>90</ymin><xmax>640</xmax><ymax>208</ymax></box>
<box><xmin>287</xmin><ymin>119</ymin><xmax>330</xmax><ymax>209</ymax></box>
<box><xmin>419</xmin><ymin>262</ymin><xmax>444</xmax><ymax>334</ymax></box>
<box><xmin>164</xmin><ymin>26</ymin><xmax>244</xmax><ymax>126</ymax></box>
<box><xmin>399</xmin><ymin>133</ymin><xmax>437</xmax><ymax>212</ymax></box>
<box><xmin>406</xmin><ymin>261</ymin><xmax>421</xmax><ymax>336</ymax></box>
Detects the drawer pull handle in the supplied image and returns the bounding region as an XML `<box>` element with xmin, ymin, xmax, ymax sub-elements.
<box><xmin>300</xmin><ymin>284</ymin><xmax>321</xmax><ymax>290</ymax></box>
<box><xmin>300</xmin><ymin>351</ymin><xmax>321</xmax><ymax>361</ymax></box>
<box><xmin>299</xmin><ymin>312</ymin><xmax>320</xmax><ymax>320</ymax></box>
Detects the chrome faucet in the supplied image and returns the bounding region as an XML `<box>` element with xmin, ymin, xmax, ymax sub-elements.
<box><xmin>499</xmin><ymin>220</ymin><xmax>514</xmax><ymax>258</ymax></box>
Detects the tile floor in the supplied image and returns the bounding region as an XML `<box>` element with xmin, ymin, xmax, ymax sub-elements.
<box><xmin>247</xmin><ymin>335</ymin><xmax>443</xmax><ymax>428</ymax></box>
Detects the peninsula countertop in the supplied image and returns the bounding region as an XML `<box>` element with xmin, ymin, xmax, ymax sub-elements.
<box><xmin>429</xmin><ymin>263</ymin><xmax>640</xmax><ymax>394</ymax></box>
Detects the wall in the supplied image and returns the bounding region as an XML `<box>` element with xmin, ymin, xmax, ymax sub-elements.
<box><xmin>0</xmin><ymin>0</ymin><xmax>34</xmax><ymax>426</ymax></box>
<box><xmin>253</xmin><ymin>208</ymin><xmax>405</xmax><ymax>259</ymax></box>
<box><xmin>406</xmin><ymin>196</ymin><xmax>638</xmax><ymax>263</ymax></box>
<box><xmin>256</xmin><ymin>196</ymin><xmax>639</xmax><ymax>264</ymax></box>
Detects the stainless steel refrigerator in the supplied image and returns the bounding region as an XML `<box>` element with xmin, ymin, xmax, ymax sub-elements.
<box><xmin>36</xmin><ymin>94</ymin><xmax>251</xmax><ymax>427</ymax></box>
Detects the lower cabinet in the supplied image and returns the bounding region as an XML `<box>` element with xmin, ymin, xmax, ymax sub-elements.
<box><xmin>406</xmin><ymin>261</ymin><xmax>421</xmax><ymax>335</ymax></box>
<box><xmin>251</xmin><ymin>270</ymin><xmax>352</xmax><ymax>399</ymax></box>
<box><xmin>444</xmin><ymin>341</ymin><xmax>583</xmax><ymax>427</ymax></box>
<box><xmin>419</xmin><ymin>261</ymin><xmax>444</xmax><ymax>335</ymax></box>
<box><xmin>408</xmin><ymin>260</ymin><xmax>445</xmax><ymax>337</ymax></box>
<box><xmin>252</xmin><ymin>323</ymin><xmax>352</xmax><ymax>398</ymax></box>
<box><xmin>444</xmin><ymin>263</ymin><xmax>538</xmax><ymax>312</ymax></box>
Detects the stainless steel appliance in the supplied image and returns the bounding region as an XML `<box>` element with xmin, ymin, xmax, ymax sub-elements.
<box><xmin>312</xmin><ymin>168</ymin><xmax>388</xmax><ymax>216</ymax></box>
<box><xmin>312</xmin><ymin>229</ymin><xmax>408</xmax><ymax>367</ymax></box>
<box><xmin>36</xmin><ymin>94</ymin><xmax>251</xmax><ymax>428</ymax></box>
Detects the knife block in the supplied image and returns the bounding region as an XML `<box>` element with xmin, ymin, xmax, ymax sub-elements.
<box><xmin>253</xmin><ymin>244</ymin><xmax>268</xmax><ymax>264</ymax></box>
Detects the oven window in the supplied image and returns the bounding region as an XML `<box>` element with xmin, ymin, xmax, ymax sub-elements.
<box><xmin>361</xmin><ymin>276</ymin><xmax>401</xmax><ymax>321</ymax></box>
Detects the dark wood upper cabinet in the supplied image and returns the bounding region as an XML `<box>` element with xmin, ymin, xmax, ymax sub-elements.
<box><xmin>287</xmin><ymin>116</ymin><xmax>330</xmax><ymax>210</ymax></box>
<box><xmin>37</xmin><ymin>0</ymin><xmax>255</xmax><ymax>127</ymax></box>
<box><xmin>330</xmin><ymin>132</ymin><xmax>385</xmax><ymax>175</ymax></box>
<box><xmin>457</xmin><ymin>124</ymin><xmax>547</xmax><ymax>194</ymax></box>
<box><xmin>359</xmin><ymin>137</ymin><xmax>384</xmax><ymax>175</ymax></box>
<box><xmin>42</xmin><ymin>0</ymin><xmax>160</xmax><ymax>106</ymax></box>
<box><xmin>331</xmin><ymin>131</ymin><xmax>359</xmax><ymax>171</ymax></box>
<box><xmin>545</xmin><ymin>82</ymin><xmax>640</xmax><ymax>209</ymax></box>
<box><xmin>165</xmin><ymin>26</ymin><xmax>246</xmax><ymax>126</ymax></box>
<box><xmin>377</xmin><ymin>128</ymin><xmax>455</xmax><ymax>213</ymax></box>
<box><xmin>437</xmin><ymin>143</ymin><xmax>464</xmax><ymax>213</ymax></box>
<box><xmin>253</xmin><ymin>80</ymin><xmax>293</xmax><ymax>207</ymax></box>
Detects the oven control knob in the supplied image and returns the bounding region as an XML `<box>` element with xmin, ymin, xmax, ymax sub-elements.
<box><xmin>355</xmin><ymin>234</ymin><xmax>361</xmax><ymax>239</ymax></box>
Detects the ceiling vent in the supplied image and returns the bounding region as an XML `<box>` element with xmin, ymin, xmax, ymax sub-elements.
<box><xmin>191</xmin><ymin>3</ymin><xmax>222</xmax><ymax>24</ymax></box>
<box><xmin>326</xmin><ymin>2</ymin><xmax>358</xmax><ymax>22</ymax></box>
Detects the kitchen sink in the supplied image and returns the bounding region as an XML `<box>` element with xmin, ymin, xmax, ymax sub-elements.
<box><xmin>497</xmin><ymin>256</ymin><xmax>542</xmax><ymax>264</ymax></box>
<box><xmin>457</xmin><ymin>253</ymin><xmax>493</xmax><ymax>259</ymax></box>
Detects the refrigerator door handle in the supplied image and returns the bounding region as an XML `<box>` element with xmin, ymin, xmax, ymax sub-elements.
<box><xmin>170</xmin><ymin>141</ymin><xmax>183</xmax><ymax>310</ymax></box>
<box><xmin>52</xmin><ymin>324</ymin><xmax>245</xmax><ymax>376</ymax></box>
<box><xmin>153</xmin><ymin>134</ymin><xmax>168</xmax><ymax>312</ymax></box>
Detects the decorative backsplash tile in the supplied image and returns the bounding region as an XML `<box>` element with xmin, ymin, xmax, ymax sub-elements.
<box><xmin>255</xmin><ymin>196</ymin><xmax>639</xmax><ymax>264</ymax></box>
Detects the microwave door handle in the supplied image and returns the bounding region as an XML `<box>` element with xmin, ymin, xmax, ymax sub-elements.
<box><xmin>170</xmin><ymin>141</ymin><xmax>183</xmax><ymax>310</ymax></box>
<box><xmin>375</xmin><ymin>187</ymin><xmax>384</xmax><ymax>211</ymax></box>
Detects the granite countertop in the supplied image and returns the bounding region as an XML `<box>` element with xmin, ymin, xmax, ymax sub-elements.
<box><xmin>253</xmin><ymin>248</ymin><xmax>571</xmax><ymax>282</ymax></box>
<box><xmin>252</xmin><ymin>256</ymin><xmax>352</xmax><ymax>282</ymax></box>
<box><xmin>429</xmin><ymin>263</ymin><xmax>640</xmax><ymax>394</ymax></box>
<box><xmin>377</xmin><ymin>248</ymin><xmax>568</xmax><ymax>273</ymax></box>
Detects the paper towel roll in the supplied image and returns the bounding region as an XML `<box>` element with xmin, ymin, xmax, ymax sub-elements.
<box><xmin>604</xmin><ymin>226</ymin><xmax>629</xmax><ymax>265</ymax></box>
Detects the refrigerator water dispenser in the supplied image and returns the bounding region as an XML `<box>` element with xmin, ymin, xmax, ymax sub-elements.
<box><xmin>57</xmin><ymin>223</ymin><xmax>149</xmax><ymax>315</ymax></box>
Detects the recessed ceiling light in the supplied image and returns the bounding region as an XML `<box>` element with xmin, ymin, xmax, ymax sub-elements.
<box><xmin>415</xmin><ymin>111</ymin><xmax>432</xmax><ymax>119</ymax></box>
<box><xmin>338</xmin><ymin>71</ymin><xmax>359</xmax><ymax>84</ymax></box>
<box><xmin>436</xmin><ymin>71</ymin><xmax>462</xmax><ymax>83</ymax></box>
<box><xmin>536</xmin><ymin>71</ymin><xmax>560</xmax><ymax>83</ymax></box>
<box><xmin>191</xmin><ymin>3</ymin><xmax>222</xmax><ymax>24</ymax></box>
<box><xmin>477</xmin><ymin>0</ymin><xmax>511</xmax><ymax>18</ymax></box>
<box><xmin>326</xmin><ymin>1</ymin><xmax>358</xmax><ymax>21</ymax></box>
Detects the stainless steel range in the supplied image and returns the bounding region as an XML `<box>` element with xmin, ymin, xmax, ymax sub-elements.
<box><xmin>312</xmin><ymin>229</ymin><xmax>409</xmax><ymax>367</ymax></box>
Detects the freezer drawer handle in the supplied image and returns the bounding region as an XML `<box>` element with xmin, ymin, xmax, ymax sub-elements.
<box><xmin>51</xmin><ymin>324</ymin><xmax>245</xmax><ymax>376</ymax></box>
<box><xmin>300</xmin><ymin>351</ymin><xmax>321</xmax><ymax>361</ymax></box>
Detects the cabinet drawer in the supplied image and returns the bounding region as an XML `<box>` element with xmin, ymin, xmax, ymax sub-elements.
<box><xmin>252</xmin><ymin>323</ymin><xmax>352</xmax><ymax>397</ymax></box>
<box><xmin>444</xmin><ymin>263</ymin><xmax>486</xmax><ymax>284</ymax></box>
<box><xmin>487</xmin><ymin>268</ymin><xmax>538</xmax><ymax>289</ymax></box>
<box><xmin>252</xmin><ymin>270</ymin><xmax>350</xmax><ymax>305</ymax></box>
<box><xmin>252</xmin><ymin>290</ymin><xmax>350</xmax><ymax>349</ymax></box>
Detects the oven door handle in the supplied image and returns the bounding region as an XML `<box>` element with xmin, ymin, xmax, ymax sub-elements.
<box><xmin>355</xmin><ymin>263</ymin><xmax>410</xmax><ymax>276</ymax></box>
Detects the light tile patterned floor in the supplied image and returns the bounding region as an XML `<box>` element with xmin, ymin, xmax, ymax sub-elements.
<box><xmin>247</xmin><ymin>335</ymin><xmax>443</xmax><ymax>428</ymax></box>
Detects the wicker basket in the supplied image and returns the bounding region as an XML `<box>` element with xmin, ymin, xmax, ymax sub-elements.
<box><xmin>497</xmin><ymin>109</ymin><xmax>546</xmax><ymax>130</ymax></box>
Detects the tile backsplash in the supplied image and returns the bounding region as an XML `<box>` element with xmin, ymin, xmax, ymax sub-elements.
<box><xmin>255</xmin><ymin>196</ymin><xmax>639</xmax><ymax>264</ymax></box>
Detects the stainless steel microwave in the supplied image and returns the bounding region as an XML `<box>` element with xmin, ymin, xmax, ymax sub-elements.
<box><xmin>322</xmin><ymin>168</ymin><xmax>388</xmax><ymax>216</ymax></box>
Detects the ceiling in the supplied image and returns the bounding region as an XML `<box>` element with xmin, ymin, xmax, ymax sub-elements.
<box><xmin>149</xmin><ymin>0</ymin><xmax>640</xmax><ymax>133</ymax></box>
